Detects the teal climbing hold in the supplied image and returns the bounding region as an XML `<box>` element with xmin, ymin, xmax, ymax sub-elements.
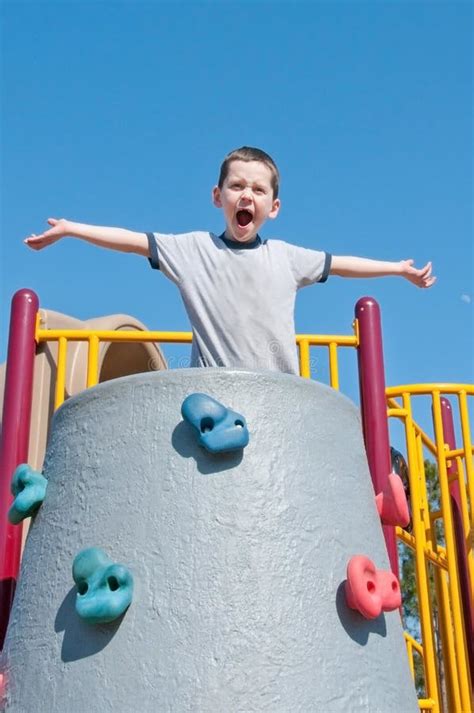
<box><xmin>8</xmin><ymin>463</ymin><xmax>48</xmax><ymax>524</ymax></box>
<box><xmin>72</xmin><ymin>547</ymin><xmax>134</xmax><ymax>625</ymax></box>
<box><xmin>181</xmin><ymin>393</ymin><xmax>249</xmax><ymax>453</ymax></box>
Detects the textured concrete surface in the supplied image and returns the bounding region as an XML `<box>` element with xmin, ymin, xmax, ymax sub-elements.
<box><xmin>1</xmin><ymin>369</ymin><xmax>418</xmax><ymax>712</ymax></box>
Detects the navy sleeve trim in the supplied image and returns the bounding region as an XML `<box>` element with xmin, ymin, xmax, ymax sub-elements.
<box><xmin>319</xmin><ymin>252</ymin><xmax>332</xmax><ymax>283</ymax></box>
<box><xmin>147</xmin><ymin>232</ymin><xmax>160</xmax><ymax>270</ymax></box>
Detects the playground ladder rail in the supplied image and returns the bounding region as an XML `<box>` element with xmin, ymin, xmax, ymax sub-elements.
<box><xmin>388</xmin><ymin>385</ymin><xmax>473</xmax><ymax>712</ymax></box>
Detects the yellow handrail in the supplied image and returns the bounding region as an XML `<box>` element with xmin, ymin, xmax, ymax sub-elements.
<box><xmin>37</xmin><ymin>323</ymin><xmax>359</xmax><ymax>406</ymax></box>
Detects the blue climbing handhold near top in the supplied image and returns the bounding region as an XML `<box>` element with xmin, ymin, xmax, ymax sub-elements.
<box><xmin>181</xmin><ymin>393</ymin><xmax>249</xmax><ymax>453</ymax></box>
<box><xmin>72</xmin><ymin>547</ymin><xmax>134</xmax><ymax>625</ymax></box>
<box><xmin>8</xmin><ymin>463</ymin><xmax>48</xmax><ymax>525</ymax></box>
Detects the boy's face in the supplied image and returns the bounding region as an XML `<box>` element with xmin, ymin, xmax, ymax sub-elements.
<box><xmin>212</xmin><ymin>160</ymin><xmax>280</xmax><ymax>242</ymax></box>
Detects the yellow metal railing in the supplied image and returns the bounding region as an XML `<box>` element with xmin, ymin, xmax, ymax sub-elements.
<box><xmin>403</xmin><ymin>634</ymin><xmax>437</xmax><ymax>711</ymax></box>
<box><xmin>35</xmin><ymin>321</ymin><xmax>359</xmax><ymax>408</ymax></box>
<box><xmin>296</xmin><ymin>330</ymin><xmax>358</xmax><ymax>386</ymax></box>
<box><xmin>34</xmin><ymin>319</ymin><xmax>473</xmax><ymax>712</ymax></box>
<box><xmin>388</xmin><ymin>385</ymin><xmax>473</xmax><ymax>713</ymax></box>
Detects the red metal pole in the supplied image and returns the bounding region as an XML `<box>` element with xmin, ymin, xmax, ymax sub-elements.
<box><xmin>440</xmin><ymin>397</ymin><xmax>474</xmax><ymax>687</ymax></box>
<box><xmin>0</xmin><ymin>289</ymin><xmax>38</xmax><ymax>647</ymax></box>
<box><xmin>355</xmin><ymin>297</ymin><xmax>399</xmax><ymax>576</ymax></box>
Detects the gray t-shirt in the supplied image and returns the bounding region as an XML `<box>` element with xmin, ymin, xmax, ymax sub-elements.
<box><xmin>147</xmin><ymin>231</ymin><xmax>331</xmax><ymax>375</ymax></box>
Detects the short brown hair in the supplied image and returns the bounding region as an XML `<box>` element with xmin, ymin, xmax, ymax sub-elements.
<box><xmin>218</xmin><ymin>146</ymin><xmax>280</xmax><ymax>198</ymax></box>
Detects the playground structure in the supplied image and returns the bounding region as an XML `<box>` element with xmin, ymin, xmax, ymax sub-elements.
<box><xmin>0</xmin><ymin>288</ymin><xmax>472</xmax><ymax>711</ymax></box>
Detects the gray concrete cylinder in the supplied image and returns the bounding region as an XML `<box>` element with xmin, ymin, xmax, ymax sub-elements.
<box><xmin>2</xmin><ymin>369</ymin><xmax>418</xmax><ymax>712</ymax></box>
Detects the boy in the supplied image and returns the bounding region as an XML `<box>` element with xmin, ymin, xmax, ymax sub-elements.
<box><xmin>25</xmin><ymin>146</ymin><xmax>435</xmax><ymax>375</ymax></box>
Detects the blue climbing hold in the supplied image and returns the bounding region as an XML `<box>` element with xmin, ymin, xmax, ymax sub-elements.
<box><xmin>72</xmin><ymin>547</ymin><xmax>134</xmax><ymax>625</ymax></box>
<box><xmin>8</xmin><ymin>464</ymin><xmax>48</xmax><ymax>524</ymax></box>
<box><xmin>181</xmin><ymin>393</ymin><xmax>249</xmax><ymax>453</ymax></box>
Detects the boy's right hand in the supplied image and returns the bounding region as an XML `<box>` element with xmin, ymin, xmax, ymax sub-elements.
<box><xmin>24</xmin><ymin>218</ymin><xmax>70</xmax><ymax>250</ymax></box>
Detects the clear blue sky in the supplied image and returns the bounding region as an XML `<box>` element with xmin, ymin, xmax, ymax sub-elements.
<box><xmin>2</xmin><ymin>1</ymin><xmax>472</xmax><ymax>421</ymax></box>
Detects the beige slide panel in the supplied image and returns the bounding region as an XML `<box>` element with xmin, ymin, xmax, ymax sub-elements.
<box><xmin>0</xmin><ymin>308</ymin><xmax>166</xmax><ymax>543</ymax></box>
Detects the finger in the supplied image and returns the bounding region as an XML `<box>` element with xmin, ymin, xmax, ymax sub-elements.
<box><xmin>24</xmin><ymin>238</ymin><xmax>44</xmax><ymax>250</ymax></box>
<box><xmin>420</xmin><ymin>276</ymin><xmax>436</xmax><ymax>288</ymax></box>
<box><xmin>413</xmin><ymin>262</ymin><xmax>433</xmax><ymax>279</ymax></box>
<box><xmin>418</xmin><ymin>263</ymin><xmax>432</xmax><ymax>278</ymax></box>
<box><xmin>47</xmin><ymin>218</ymin><xmax>59</xmax><ymax>226</ymax></box>
<box><xmin>24</xmin><ymin>233</ymin><xmax>44</xmax><ymax>243</ymax></box>
<box><xmin>24</xmin><ymin>235</ymin><xmax>50</xmax><ymax>249</ymax></box>
<box><xmin>28</xmin><ymin>227</ymin><xmax>56</xmax><ymax>240</ymax></box>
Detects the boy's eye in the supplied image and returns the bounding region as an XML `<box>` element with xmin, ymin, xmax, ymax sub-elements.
<box><xmin>254</xmin><ymin>187</ymin><xmax>265</xmax><ymax>194</ymax></box>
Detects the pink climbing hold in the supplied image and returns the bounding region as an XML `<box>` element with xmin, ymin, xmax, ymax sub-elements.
<box><xmin>345</xmin><ymin>555</ymin><xmax>402</xmax><ymax>620</ymax></box>
<box><xmin>375</xmin><ymin>471</ymin><xmax>410</xmax><ymax>527</ymax></box>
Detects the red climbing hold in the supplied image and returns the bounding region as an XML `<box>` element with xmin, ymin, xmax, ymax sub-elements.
<box><xmin>345</xmin><ymin>555</ymin><xmax>402</xmax><ymax>620</ymax></box>
<box><xmin>375</xmin><ymin>471</ymin><xmax>410</xmax><ymax>527</ymax></box>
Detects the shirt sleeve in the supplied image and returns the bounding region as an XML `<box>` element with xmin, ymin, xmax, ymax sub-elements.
<box><xmin>146</xmin><ymin>232</ymin><xmax>195</xmax><ymax>285</ymax></box>
<box><xmin>286</xmin><ymin>244</ymin><xmax>332</xmax><ymax>288</ymax></box>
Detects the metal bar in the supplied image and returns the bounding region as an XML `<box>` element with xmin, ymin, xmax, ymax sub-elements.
<box><xmin>405</xmin><ymin>638</ymin><xmax>415</xmax><ymax>680</ymax></box>
<box><xmin>455</xmin><ymin>456</ymin><xmax>474</xmax><ymax>605</ymax></box>
<box><xmin>54</xmin><ymin>337</ymin><xmax>68</xmax><ymax>410</ymax></box>
<box><xmin>328</xmin><ymin>342</ymin><xmax>339</xmax><ymax>390</ymax></box>
<box><xmin>424</xmin><ymin>549</ymin><xmax>448</xmax><ymax>570</ymax></box>
<box><xmin>387</xmin><ymin>407</ymin><xmax>409</xmax><ymax>418</ymax></box>
<box><xmin>355</xmin><ymin>297</ymin><xmax>398</xmax><ymax>575</ymax></box>
<box><xmin>396</xmin><ymin>529</ymin><xmax>448</xmax><ymax>569</ymax></box>
<box><xmin>415</xmin><ymin>433</ymin><xmax>447</xmax><ymax>707</ymax></box>
<box><xmin>37</xmin><ymin>328</ymin><xmax>360</xmax><ymax>348</ymax></box>
<box><xmin>387</xmin><ymin>384</ymin><xmax>474</xmax><ymax>397</ymax></box>
<box><xmin>37</xmin><ymin>329</ymin><xmax>194</xmax><ymax>343</ymax></box>
<box><xmin>440</xmin><ymin>398</ymin><xmax>474</xmax><ymax>687</ymax></box>
<box><xmin>295</xmin><ymin>334</ymin><xmax>358</xmax><ymax>346</ymax></box>
<box><xmin>457</xmin><ymin>393</ymin><xmax>474</xmax><ymax>637</ymax></box>
<box><xmin>445</xmin><ymin>447</ymin><xmax>473</xmax><ymax>459</ymax></box>
<box><xmin>432</xmin><ymin>391</ymin><xmax>472</xmax><ymax>711</ymax></box>
<box><xmin>387</xmin><ymin>396</ymin><xmax>439</xmax><ymax>456</ymax></box>
<box><xmin>430</xmin><ymin>459</ymin><xmax>460</xmax><ymax>713</ymax></box>
<box><xmin>404</xmin><ymin>631</ymin><xmax>425</xmax><ymax>656</ymax></box>
<box><xmin>86</xmin><ymin>335</ymin><xmax>100</xmax><ymax>388</ymax></box>
<box><xmin>417</xmin><ymin>439</ymin><xmax>434</xmax><ymax>555</ymax></box>
<box><xmin>436</xmin><ymin>565</ymin><xmax>461</xmax><ymax>712</ymax></box>
<box><xmin>402</xmin><ymin>391</ymin><xmax>440</xmax><ymax>712</ymax></box>
<box><xmin>458</xmin><ymin>391</ymin><xmax>474</xmax><ymax>549</ymax></box>
<box><xmin>0</xmin><ymin>289</ymin><xmax>39</xmax><ymax>647</ymax></box>
<box><xmin>298</xmin><ymin>339</ymin><xmax>311</xmax><ymax>378</ymax></box>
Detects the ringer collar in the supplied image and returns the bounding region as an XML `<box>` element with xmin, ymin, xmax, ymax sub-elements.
<box><xmin>218</xmin><ymin>232</ymin><xmax>262</xmax><ymax>250</ymax></box>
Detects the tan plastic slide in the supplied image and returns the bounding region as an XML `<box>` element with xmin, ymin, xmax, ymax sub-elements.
<box><xmin>0</xmin><ymin>309</ymin><xmax>166</xmax><ymax>545</ymax></box>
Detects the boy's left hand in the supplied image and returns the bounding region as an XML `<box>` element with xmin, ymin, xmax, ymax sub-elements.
<box><xmin>400</xmin><ymin>260</ymin><xmax>436</xmax><ymax>288</ymax></box>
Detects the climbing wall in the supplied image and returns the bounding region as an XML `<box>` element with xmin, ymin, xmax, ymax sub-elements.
<box><xmin>1</xmin><ymin>369</ymin><xmax>418</xmax><ymax>712</ymax></box>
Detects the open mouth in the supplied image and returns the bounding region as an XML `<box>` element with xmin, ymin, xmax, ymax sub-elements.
<box><xmin>236</xmin><ymin>209</ymin><xmax>253</xmax><ymax>227</ymax></box>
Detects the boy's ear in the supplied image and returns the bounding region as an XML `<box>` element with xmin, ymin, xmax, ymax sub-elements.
<box><xmin>268</xmin><ymin>198</ymin><xmax>281</xmax><ymax>220</ymax></box>
<box><xmin>212</xmin><ymin>186</ymin><xmax>222</xmax><ymax>208</ymax></box>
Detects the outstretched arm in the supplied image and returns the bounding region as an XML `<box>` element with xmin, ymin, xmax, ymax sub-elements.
<box><xmin>330</xmin><ymin>256</ymin><xmax>436</xmax><ymax>288</ymax></box>
<box><xmin>24</xmin><ymin>218</ymin><xmax>149</xmax><ymax>257</ymax></box>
